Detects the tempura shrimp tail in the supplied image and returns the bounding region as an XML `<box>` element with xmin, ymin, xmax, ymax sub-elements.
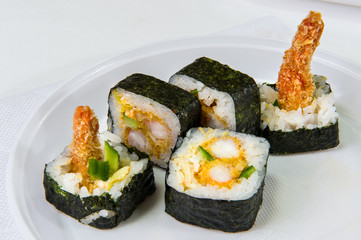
<box><xmin>70</xmin><ymin>106</ymin><xmax>102</xmax><ymax>182</ymax></box>
<box><xmin>277</xmin><ymin>11</ymin><xmax>324</xmax><ymax>111</ymax></box>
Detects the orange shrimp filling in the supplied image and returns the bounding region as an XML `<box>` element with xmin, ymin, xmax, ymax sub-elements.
<box><xmin>277</xmin><ymin>11</ymin><xmax>324</xmax><ymax>111</ymax></box>
<box><xmin>69</xmin><ymin>106</ymin><xmax>102</xmax><ymax>190</ymax></box>
<box><xmin>113</xmin><ymin>91</ymin><xmax>171</xmax><ymax>159</ymax></box>
<box><xmin>194</xmin><ymin>136</ymin><xmax>247</xmax><ymax>189</ymax></box>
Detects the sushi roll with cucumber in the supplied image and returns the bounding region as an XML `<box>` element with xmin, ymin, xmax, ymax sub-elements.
<box><xmin>165</xmin><ymin>127</ymin><xmax>270</xmax><ymax>232</ymax></box>
<box><xmin>108</xmin><ymin>73</ymin><xmax>201</xmax><ymax>168</ymax></box>
<box><xmin>43</xmin><ymin>106</ymin><xmax>156</xmax><ymax>229</ymax></box>
<box><xmin>260</xmin><ymin>11</ymin><xmax>339</xmax><ymax>154</ymax></box>
<box><xmin>169</xmin><ymin>57</ymin><xmax>260</xmax><ymax>135</ymax></box>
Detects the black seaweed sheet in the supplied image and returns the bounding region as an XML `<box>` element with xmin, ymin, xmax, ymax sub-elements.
<box><xmin>108</xmin><ymin>73</ymin><xmax>201</xmax><ymax>136</ymax></box>
<box><xmin>171</xmin><ymin>57</ymin><xmax>260</xmax><ymax>135</ymax></box>
<box><xmin>164</xmin><ymin>145</ymin><xmax>268</xmax><ymax>233</ymax></box>
<box><xmin>164</xmin><ymin>178</ymin><xmax>266</xmax><ymax>232</ymax></box>
<box><xmin>43</xmin><ymin>160</ymin><xmax>155</xmax><ymax>229</ymax></box>
<box><xmin>263</xmin><ymin>121</ymin><xmax>339</xmax><ymax>154</ymax></box>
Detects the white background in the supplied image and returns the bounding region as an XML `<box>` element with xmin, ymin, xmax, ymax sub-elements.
<box><xmin>2</xmin><ymin>0</ymin><xmax>361</xmax><ymax>98</ymax></box>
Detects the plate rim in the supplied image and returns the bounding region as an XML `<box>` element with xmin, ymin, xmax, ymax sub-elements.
<box><xmin>6</xmin><ymin>35</ymin><xmax>361</xmax><ymax>240</ymax></box>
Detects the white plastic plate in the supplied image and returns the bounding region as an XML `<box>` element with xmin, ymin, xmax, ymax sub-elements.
<box><xmin>7</xmin><ymin>36</ymin><xmax>361</xmax><ymax>240</ymax></box>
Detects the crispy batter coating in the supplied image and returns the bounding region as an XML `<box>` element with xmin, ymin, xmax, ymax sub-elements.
<box><xmin>69</xmin><ymin>106</ymin><xmax>102</xmax><ymax>186</ymax></box>
<box><xmin>277</xmin><ymin>11</ymin><xmax>324</xmax><ymax>111</ymax></box>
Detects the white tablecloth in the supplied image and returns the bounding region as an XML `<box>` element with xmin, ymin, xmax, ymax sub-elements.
<box><xmin>1</xmin><ymin>82</ymin><xmax>59</xmax><ymax>240</ymax></box>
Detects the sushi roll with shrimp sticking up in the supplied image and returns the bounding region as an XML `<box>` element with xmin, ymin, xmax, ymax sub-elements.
<box><xmin>259</xmin><ymin>11</ymin><xmax>339</xmax><ymax>153</ymax></box>
<box><xmin>43</xmin><ymin>106</ymin><xmax>156</xmax><ymax>229</ymax></box>
<box><xmin>165</xmin><ymin>127</ymin><xmax>270</xmax><ymax>232</ymax></box>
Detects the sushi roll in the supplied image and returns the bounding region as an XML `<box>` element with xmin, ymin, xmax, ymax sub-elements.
<box><xmin>165</xmin><ymin>127</ymin><xmax>269</xmax><ymax>232</ymax></box>
<box><xmin>43</xmin><ymin>106</ymin><xmax>156</xmax><ymax>229</ymax></box>
<box><xmin>259</xmin><ymin>11</ymin><xmax>339</xmax><ymax>154</ymax></box>
<box><xmin>108</xmin><ymin>73</ymin><xmax>201</xmax><ymax>168</ymax></box>
<box><xmin>169</xmin><ymin>57</ymin><xmax>260</xmax><ymax>135</ymax></box>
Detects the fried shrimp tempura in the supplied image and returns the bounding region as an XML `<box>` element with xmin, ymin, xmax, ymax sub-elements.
<box><xmin>70</xmin><ymin>106</ymin><xmax>102</xmax><ymax>186</ymax></box>
<box><xmin>277</xmin><ymin>11</ymin><xmax>324</xmax><ymax>111</ymax></box>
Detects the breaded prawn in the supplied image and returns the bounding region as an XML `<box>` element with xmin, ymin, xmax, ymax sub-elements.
<box><xmin>277</xmin><ymin>11</ymin><xmax>324</xmax><ymax>111</ymax></box>
<box><xmin>70</xmin><ymin>106</ymin><xmax>102</xmax><ymax>187</ymax></box>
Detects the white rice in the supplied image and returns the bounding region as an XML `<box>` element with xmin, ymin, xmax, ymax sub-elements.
<box><xmin>259</xmin><ymin>82</ymin><xmax>338</xmax><ymax>132</ymax></box>
<box><xmin>169</xmin><ymin>74</ymin><xmax>236</xmax><ymax>130</ymax></box>
<box><xmin>108</xmin><ymin>88</ymin><xmax>181</xmax><ymax>168</ymax></box>
<box><xmin>45</xmin><ymin>131</ymin><xmax>148</xmax><ymax>200</ymax></box>
<box><xmin>80</xmin><ymin>210</ymin><xmax>116</xmax><ymax>225</ymax></box>
<box><xmin>166</xmin><ymin>128</ymin><xmax>269</xmax><ymax>201</ymax></box>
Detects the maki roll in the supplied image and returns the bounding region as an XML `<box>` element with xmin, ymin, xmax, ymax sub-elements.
<box><xmin>43</xmin><ymin>106</ymin><xmax>156</xmax><ymax>229</ymax></box>
<box><xmin>108</xmin><ymin>73</ymin><xmax>201</xmax><ymax>168</ymax></box>
<box><xmin>165</xmin><ymin>127</ymin><xmax>269</xmax><ymax>232</ymax></box>
<box><xmin>260</xmin><ymin>11</ymin><xmax>339</xmax><ymax>154</ymax></box>
<box><xmin>169</xmin><ymin>57</ymin><xmax>260</xmax><ymax>135</ymax></box>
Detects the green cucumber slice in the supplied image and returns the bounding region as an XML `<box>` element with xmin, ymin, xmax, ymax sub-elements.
<box><xmin>122</xmin><ymin>112</ymin><xmax>139</xmax><ymax>129</ymax></box>
<box><xmin>198</xmin><ymin>146</ymin><xmax>214</xmax><ymax>161</ymax></box>
<box><xmin>239</xmin><ymin>165</ymin><xmax>256</xmax><ymax>179</ymax></box>
<box><xmin>104</xmin><ymin>141</ymin><xmax>120</xmax><ymax>175</ymax></box>
<box><xmin>88</xmin><ymin>158</ymin><xmax>110</xmax><ymax>181</ymax></box>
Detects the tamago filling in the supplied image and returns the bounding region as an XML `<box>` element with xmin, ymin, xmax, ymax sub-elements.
<box><xmin>113</xmin><ymin>90</ymin><xmax>172</xmax><ymax>159</ymax></box>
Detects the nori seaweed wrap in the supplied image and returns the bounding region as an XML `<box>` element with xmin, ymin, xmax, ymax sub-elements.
<box><xmin>169</xmin><ymin>57</ymin><xmax>260</xmax><ymax>135</ymax></box>
<box><xmin>43</xmin><ymin>106</ymin><xmax>155</xmax><ymax>229</ymax></box>
<box><xmin>260</xmin><ymin>75</ymin><xmax>339</xmax><ymax>154</ymax></box>
<box><xmin>262</xmin><ymin>121</ymin><xmax>339</xmax><ymax>154</ymax></box>
<box><xmin>44</xmin><ymin>157</ymin><xmax>155</xmax><ymax>229</ymax></box>
<box><xmin>108</xmin><ymin>73</ymin><xmax>202</xmax><ymax>168</ymax></box>
<box><xmin>165</xmin><ymin>128</ymin><xmax>269</xmax><ymax>232</ymax></box>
